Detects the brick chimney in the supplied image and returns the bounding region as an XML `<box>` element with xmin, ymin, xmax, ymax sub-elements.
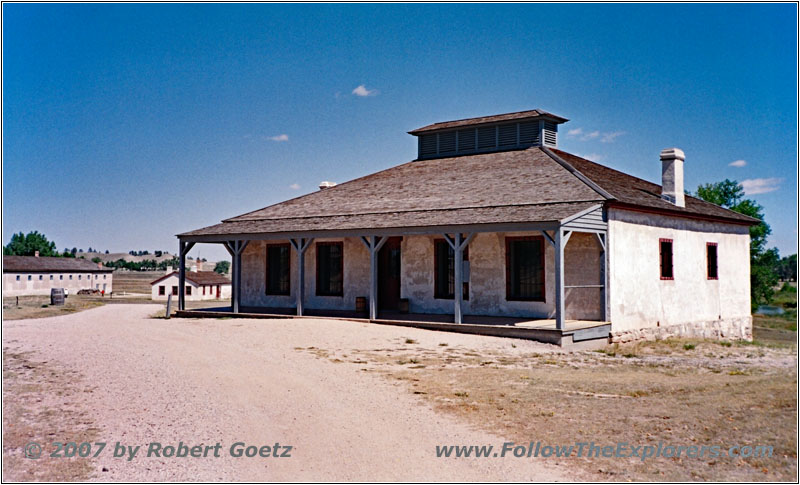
<box><xmin>660</xmin><ymin>148</ymin><xmax>685</xmax><ymax>207</ymax></box>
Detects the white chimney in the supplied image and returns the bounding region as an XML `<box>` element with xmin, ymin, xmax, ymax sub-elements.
<box><xmin>660</xmin><ymin>148</ymin><xmax>685</xmax><ymax>208</ymax></box>
<box><xmin>34</xmin><ymin>251</ymin><xmax>39</xmax><ymax>258</ymax></box>
<box><xmin>319</xmin><ymin>181</ymin><xmax>337</xmax><ymax>190</ymax></box>
<box><xmin>166</xmin><ymin>265</ymin><xmax>173</xmax><ymax>274</ymax></box>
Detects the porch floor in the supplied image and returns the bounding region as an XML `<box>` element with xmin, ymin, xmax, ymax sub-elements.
<box><xmin>174</xmin><ymin>305</ymin><xmax>610</xmax><ymax>347</ymax></box>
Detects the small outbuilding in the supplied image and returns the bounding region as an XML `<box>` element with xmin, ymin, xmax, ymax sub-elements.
<box><xmin>150</xmin><ymin>271</ymin><xmax>231</xmax><ymax>301</ymax></box>
<box><xmin>3</xmin><ymin>254</ymin><xmax>114</xmax><ymax>296</ymax></box>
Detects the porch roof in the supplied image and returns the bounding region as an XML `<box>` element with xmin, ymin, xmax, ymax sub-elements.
<box><xmin>179</xmin><ymin>200</ymin><xmax>599</xmax><ymax>238</ymax></box>
<box><xmin>179</xmin><ymin>146</ymin><xmax>757</xmax><ymax>240</ymax></box>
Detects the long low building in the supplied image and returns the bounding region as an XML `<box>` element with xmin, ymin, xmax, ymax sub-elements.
<box><xmin>3</xmin><ymin>254</ymin><xmax>114</xmax><ymax>296</ymax></box>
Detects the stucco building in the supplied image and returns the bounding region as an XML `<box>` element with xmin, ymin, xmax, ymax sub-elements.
<box><xmin>175</xmin><ymin>109</ymin><xmax>757</xmax><ymax>345</ymax></box>
<box><xmin>3</xmin><ymin>254</ymin><xmax>114</xmax><ymax>296</ymax></box>
<box><xmin>150</xmin><ymin>270</ymin><xmax>231</xmax><ymax>301</ymax></box>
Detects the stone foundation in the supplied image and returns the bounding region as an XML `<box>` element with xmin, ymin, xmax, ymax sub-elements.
<box><xmin>610</xmin><ymin>316</ymin><xmax>753</xmax><ymax>343</ymax></box>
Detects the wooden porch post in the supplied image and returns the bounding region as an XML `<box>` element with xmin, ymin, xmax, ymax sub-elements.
<box><xmin>444</xmin><ymin>233</ymin><xmax>475</xmax><ymax>324</ymax></box>
<box><xmin>595</xmin><ymin>231</ymin><xmax>608</xmax><ymax>322</ymax></box>
<box><xmin>178</xmin><ymin>240</ymin><xmax>195</xmax><ymax>311</ymax></box>
<box><xmin>361</xmin><ymin>236</ymin><xmax>387</xmax><ymax>320</ymax></box>
<box><xmin>290</xmin><ymin>238</ymin><xmax>313</xmax><ymax>316</ymax></box>
<box><xmin>554</xmin><ymin>228</ymin><xmax>571</xmax><ymax>331</ymax></box>
<box><xmin>224</xmin><ymin>240</ymin><xmax>249</xmax><ymax>314</ymax></box>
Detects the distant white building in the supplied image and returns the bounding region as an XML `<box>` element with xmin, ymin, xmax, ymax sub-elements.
<box><xmin>150</xmin><ymin>271</ymin><xmax>231</xmax><ymax>301</ymax></box>
<box><xmin>3</xmin><ymin>254</ymin><xmax>114</xmax><ymax>296</ymax></box>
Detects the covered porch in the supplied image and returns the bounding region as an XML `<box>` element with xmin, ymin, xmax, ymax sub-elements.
<box><xmin>176</xmin><ymin>203</ymin><xmax>611</xmax><ymax>346</ymax></box>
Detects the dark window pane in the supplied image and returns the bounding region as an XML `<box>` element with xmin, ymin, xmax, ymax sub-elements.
<box><xmin>267</xmin><ymin>245</ymin><xmax>291</xmax><ymax>295</ymax></box>
<box><xmin>660</xmin><ymin>240</ymin><xmax>673</xmax><ymax>279</ymax></box>
<box><xmin>507</xmin><ymin>238</ymin><xmax>544</xmax><ymax>300</ymax></box>
<box><xmin>707</xmin><ymin>244</ymin><xmax>718</xmax><ymax>279</ymax></box>
<box><xmin>434</xmin><ymin>240</ymin><xmax>469</xmax><ymax>300</ymax></box>
<box><xmin>317</xmin><ymin>243</ymin><xmax>343</xmax><ymax>296</ymax></box>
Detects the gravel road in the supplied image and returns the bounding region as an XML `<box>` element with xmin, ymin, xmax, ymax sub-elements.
<box><xmin>3</xmin><ymin>304</ymin><xmax>575</xmax><ymax>481</ymax></box>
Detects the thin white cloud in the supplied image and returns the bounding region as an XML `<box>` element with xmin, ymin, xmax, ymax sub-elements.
<box><xmin>352</xmin><ymin>84</ymin><xmax>378</xmax><ymax>97</ymax></box>
<box><xmin>729</xmin><ymin>159</ymin><xmax>747</xmax><ymax>167</ymax></box>
<box><xmin>268</xmin><ymin>134</ymin><xmax>289</xmax><ymax>142</ymax></box>
<box><xmin>740</xmin><ymin>177</ymin><xmax>783</xmax><ymax>195</ymax></box>
<box><xmin>601</xmin><ymin>131</ymin><xmax>625</xmax><ymax>143</ymax></box>
<box><xmin>565</xmin><ymin>127</ymin><xmax>624</xmax><ymax>143</ymax></box>
<box><xmin>289</xmin><ymin>183</ymin><xmax>301</xmax><ymax>190</ymax></box>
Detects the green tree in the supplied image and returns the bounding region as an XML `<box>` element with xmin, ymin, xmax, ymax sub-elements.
<box><xmin>91</xmin><ymin>257</ymin><xmax>103</xmax><ymax>264</ymax></box>
<box><xmin>695</xmin><ymin>179</ymin><xmax>778</xmax><ymax>306</ymax></box>
<box><xmin>777</xmin><ymin>254</ymin><xmax>797</xmax><ymax>282</ymax></box>
<box><xmin>214</xmin><ymin>261</ymin><xmax>231</xmax><ymax>274</ymax></box>
<box><xmin>3</xmin><ymin>231</ymin><xmax>58</xmax><ymax>257</ymax></box>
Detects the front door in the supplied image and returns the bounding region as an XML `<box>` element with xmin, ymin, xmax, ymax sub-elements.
<box><xmin>378</xmin><ymin>237</ymin><xmax>402</xmax><ymax>311</ymax></box>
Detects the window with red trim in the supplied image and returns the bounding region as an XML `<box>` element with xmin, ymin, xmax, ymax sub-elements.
<box><xmin>659</xmin><ymin>238</ymin><xmax>673</xmax><ymax>280</ymax></box>
<box><xmin>707</xmin><ymin>242</ymin><xmax>718</xmax><ymax>280</ymax></box>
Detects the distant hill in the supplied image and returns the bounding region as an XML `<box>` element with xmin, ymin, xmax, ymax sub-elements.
<box><xmin>77</xmin><ymin>251</ymin><xmax>177</xmax><ymax>264</ymax></box>
<box><xmin>76</xmin><ymin>252</ymin><xmax>223</xmax><ymax>272</ymax></box>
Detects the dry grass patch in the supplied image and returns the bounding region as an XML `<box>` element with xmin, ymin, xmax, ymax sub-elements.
<box><xmin>305</xmin><ymin>337</ymin><xmax>797</xmax><ymax>481</ymax></box>
<box><xmin>2</xmin><ymin>349</ymin><xmax>100</xmax><ymax>481</ymax></box>
<box><xmin>2</xmin><ymin>296</ymin><xmax>104</xmax><ymax>321</ymax></box>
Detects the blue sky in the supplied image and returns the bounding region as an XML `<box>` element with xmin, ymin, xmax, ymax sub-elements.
<box><xmin>3</xmin><ymin>3</ymin><xmax>797</xmax><ymax>262</ymax></box>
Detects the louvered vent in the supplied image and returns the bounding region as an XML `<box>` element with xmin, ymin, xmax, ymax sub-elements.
<box><xmin>457</xmin><ymin>129</ymin><xmax>476</xmax><ymax>152</ymax></box>
<box><xmin>543</xmin><ymin>121</ymin><xmax>558</xmax><ymax>146</ymax></box>
<box><xmin>438</xmin><ymin>131</ymin><xmax>456</xmax><ymax>153</ymax></box>
<box><xmin>518</xmin><ymin>121</ymin><xmax>540</xmax><ymax>145</ymax></box>
<box><xmin>420</xmin><ymin>135</ymin><xmax>437</xmax><ymax>157</ymax></box>
<box><xmin>477</xmin><ymin>126</ymin><xmax>496</xmax><ymax>149</ymax></box>
<box><xmin>413</xmin><ymin>111</ymin><xmax>566</xmax><ymax>159</ymax></box>
<box><xmin>498</xmin><ymin>123</ymin><xmax>517</xmax><ymax>147</ymax></box>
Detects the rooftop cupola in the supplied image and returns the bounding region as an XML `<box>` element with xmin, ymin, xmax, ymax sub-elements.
<box><xmin>409</xmin><ymin>109</ymin><xmax>568</xmax><ymax>160</ymax></box>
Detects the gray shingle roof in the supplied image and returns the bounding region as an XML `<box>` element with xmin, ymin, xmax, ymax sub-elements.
<box><xmin>3</xmin><ymin>255</ymin><xmax>114</xmax><ymax>273</ymax></box>
<box><xmin>180</xmin><ymin>145</ymin><xmax>757</xmax><ymax>239</ymax></box>
<box><xmin>226</xmin><ymin>147</ymin><xmax>604</xmax><ymax>222</ymax></box>
<box><xmin>550</xmin><ymin>149</ymin><xmax>759</xmax><ymax>224</ymax></box>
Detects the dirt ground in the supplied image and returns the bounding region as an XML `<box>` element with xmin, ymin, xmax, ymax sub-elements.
<box><xmin>2</xmin><ymin>305</ymin><xmax>796</xmax><ymax>481</ymax></box>
<box><xmin>2</xmin><ymin>304</ymin><xmax>575</xmax><ymax>482</ymax></box>
<box><xmin>312</xmin><ymin>335</ymin><xmax>796</xmax><ymax>481</ymax></box>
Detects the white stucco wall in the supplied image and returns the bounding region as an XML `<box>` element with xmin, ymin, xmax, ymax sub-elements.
<box><xmin>3</xmin><ymin>271</ymin><xmax>113</xmax><ymax>296</ymax></box>
<box><xmin>607</xmin><ymin>208</ymin><xmax>751</xmax><ymax>337</ymax></box>
<box><xmin>151</xmin><ymin>273</ymin><xmax>231</xmax><ymax>301</ymax></box>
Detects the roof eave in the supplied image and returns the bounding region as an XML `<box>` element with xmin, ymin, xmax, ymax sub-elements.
<box><xmin>408</xmin><ymin>113</ymin><xmax>569</xmax><ymax>136</ymax></box>
<box><xmin>606</xmin><ymin>201</ymin><xmax>761</xmax><ymax>226</ymax></box>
